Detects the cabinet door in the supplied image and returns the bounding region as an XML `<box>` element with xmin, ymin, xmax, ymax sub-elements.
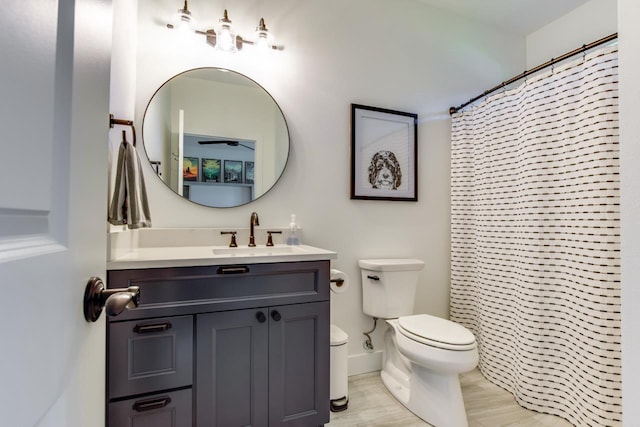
<box><xmin>197</xmin><ymin>309</ymin><xmax>269</xmax><ymax>427</ymax></box>
<box><xmin>108</xmin><ymin>388</ymin><xmax>192</xmax><ymax>427</ymax></box>
<box><xmin>268</xmin><ymin>302</ymin><xmax>330</xmax><ymax>426</ymax></box>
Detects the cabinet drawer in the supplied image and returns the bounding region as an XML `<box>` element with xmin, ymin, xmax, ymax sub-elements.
<box><xmin>107</xmin><ymin>261</ymin><xmax>330</xmax><ymax>320</ymax></box>
<box><xmin>108</xmin><ymin>316</ymin><xmax>193</xmax><ymax>399</ymax></box>
<box><xmin>108</xmin><ymin>388</ymin><xmax>192</xmax><ymax>427</ymax></box>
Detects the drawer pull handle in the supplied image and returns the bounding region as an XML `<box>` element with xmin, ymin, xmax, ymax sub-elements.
<box><xmin>133</xmin><ymin>322</ymin><xmax>173</xmax><ymax>334</ymax></box>
<box><xmin>217</xmin><ymin>266</ymin><xmax>250</xmax><ymax>275</ymax></box>
<box><xmin>271</xmin><ymin>310</ymin><xmax>282</xmax><ymax>322</ymax></box>
<box><xmin>256</xmin><ymin>311</ymin><xmax>267</xmax><ymax>323</ymax></box>
<box><xmin>132</xmin><ymin>396</ymin><xmax>172</xmax><ymax>412</ymax></box>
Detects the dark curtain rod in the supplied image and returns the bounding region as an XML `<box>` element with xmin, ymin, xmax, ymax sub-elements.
<box><xmin>449</xmin><ymin>32</ymin><xmax>618</xmax><ymax>115</ymax></box>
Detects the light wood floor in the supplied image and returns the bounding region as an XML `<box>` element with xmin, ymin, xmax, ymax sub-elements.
<box><xmin>328</xmin><ymin>368</ymin><xmax>574</xmax><ymax>427</ymax></box>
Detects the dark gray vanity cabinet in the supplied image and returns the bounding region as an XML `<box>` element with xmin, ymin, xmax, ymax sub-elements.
<box><xmin>196</xmin><ymin>301</ymin><xmax>329</xmax><ymax>427</ymax></box>
<box><xmin>106</xmin><ymin>260</ymin><xmax>330</xmax><ymax>427</ymax></box>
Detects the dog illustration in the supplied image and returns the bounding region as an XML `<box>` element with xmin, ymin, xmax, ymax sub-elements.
<box><xmin>368</xmin><ymin>150</ymin><xmax>402</xmax><ymax>190</ymax></box>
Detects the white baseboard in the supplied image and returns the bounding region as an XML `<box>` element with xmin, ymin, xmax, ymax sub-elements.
<box><xmin>348</xmin><ymin>350</ymin><xmax>383</xmax><ymax>376</ymax></box>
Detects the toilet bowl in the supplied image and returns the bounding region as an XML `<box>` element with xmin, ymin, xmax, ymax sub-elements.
<box><xmin>383</xmin><ymin>317</ymin><xmax>478</xmax><ymax>427</ymax></box>
<box><xmin>359</xmin><ymin>259</ymin><xmax>478</xmax><ymax>427</ymax></box>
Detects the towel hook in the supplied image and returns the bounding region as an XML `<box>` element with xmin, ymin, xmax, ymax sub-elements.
<box><xmin>110</xmin><ymin>114</ymin><xmax>137</xmax><ymax>146</ymax></box>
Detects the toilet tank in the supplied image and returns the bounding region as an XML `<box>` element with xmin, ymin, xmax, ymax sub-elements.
<box><xmin>359</xmin><ymin>259</ymin><xmax>425</xmax><ymax>318</ymax></box>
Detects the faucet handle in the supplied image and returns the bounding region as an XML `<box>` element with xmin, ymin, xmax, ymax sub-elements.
<box><xmin>266</xmin><ymin>230</ymin><xmax>282</xmax><ymax>247</ymax></box>
<box><xmin>220</xmin><ymin>231</ymin><xmax>238</xmax><ymax>247</ymax></box>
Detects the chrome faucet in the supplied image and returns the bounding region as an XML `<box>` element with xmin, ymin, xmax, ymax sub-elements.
<box><xmin>249</xmin><ymin>212</ymin><xmax>260</xmax><ymax>247</ymax></box>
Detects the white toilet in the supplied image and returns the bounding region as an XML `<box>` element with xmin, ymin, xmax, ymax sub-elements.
<box><xmin>359</xmin><ymin>258</ymin><xmax>478</xmax><ymax>427</ymax></box>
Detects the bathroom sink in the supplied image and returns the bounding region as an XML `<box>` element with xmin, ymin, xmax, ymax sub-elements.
<box><xmin>212</xmin><ymin>245</ymin><xmax>309</xmax><ymax>256</ymax></box>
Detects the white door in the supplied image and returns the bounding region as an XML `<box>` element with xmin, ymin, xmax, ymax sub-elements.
<box><xmin>171</xmin><ymin>109</ymin><xmax>185</xmax><ymax>194</ymax></box>
<box><xmin>0</xmin><ymin>1</ymin><xmax>112</xmax><ymax>426</ymax></box>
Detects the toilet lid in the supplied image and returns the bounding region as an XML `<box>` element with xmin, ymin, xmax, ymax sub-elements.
<box><xmin>358</xmin><ymin>258</ymin><xmax>425</xmax><ymax>271</ymax></box>
<box><xmin>398</xmin><ymin>314</ymin><xmax>476</xmax><ymax>351</ymax></box>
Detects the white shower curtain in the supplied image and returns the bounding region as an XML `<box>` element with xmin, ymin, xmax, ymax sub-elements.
<box><xmin>450</xmin><ymin>45</ymin><xmax>621</xmax><ymax>426</ymax></box>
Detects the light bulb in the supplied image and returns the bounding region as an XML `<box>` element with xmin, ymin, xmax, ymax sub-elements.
<box><xmin>219</xmin><ymin>26</ymin><xmax>235</xmax><ymax>51</ymax></box>
<box><xmin>256</xmin><ymin>35</ymin><xmax>270</xmax><ymax>51</ymax></box>
<box><xmin>171</xmin><ymin>0</ymin><xmax>196</xmax><ymax>33</ymax></box>
<box><xmin>254</xmin><ymin>18</ymin><xmax>273</xmax><ymax>52</ymax></box>
<box><xmin>217</xmin><ymin>10</ymin><xmax>237</xmax><ymax>52</ymax></box>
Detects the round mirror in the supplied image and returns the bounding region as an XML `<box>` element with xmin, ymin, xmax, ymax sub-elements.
<box><xmin>142</xmin><ymin>68</ymin><xmax>290</xmax><ymax>208</ymax></box>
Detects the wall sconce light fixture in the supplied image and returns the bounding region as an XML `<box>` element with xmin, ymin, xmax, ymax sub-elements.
<box><xmin>170</xmin><ymin>0</ymin><xmax>197</xmax><ymax>33</ymax></box>
<box><xmin>166</xmin><ymin>1</ymin><xmax>282</xmax><ymax>52</ymax></box>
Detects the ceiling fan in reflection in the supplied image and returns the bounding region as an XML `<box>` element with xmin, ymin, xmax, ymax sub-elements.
<box><xmin>198</xmin><ymin>140</ymin><xmax>255</xmax><ymax>150</ymax></box>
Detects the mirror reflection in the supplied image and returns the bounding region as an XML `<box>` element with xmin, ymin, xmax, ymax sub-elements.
<box><xmin>142</xmin><ymin>68</ymin><xmax>290</xmax><ymax>208</ymax></box>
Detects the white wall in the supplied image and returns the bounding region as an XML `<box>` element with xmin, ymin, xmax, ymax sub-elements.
<box><xmin>131</xmin><ymin>0</ymin><xmax>526</xmax><ymax>374</ymax></box>
<box><xmin>619</xmin><ymin>0</ymin><xmax>640</xmax><ymax>422</ymax></box>
<box><xmin>526</xmin><ymin>0</ymin><xmax>617</xmax><ymax>69</ymax></box>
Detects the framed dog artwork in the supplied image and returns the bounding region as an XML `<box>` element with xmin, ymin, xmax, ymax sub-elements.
<box><xmin>350</xmin><ymin>104</ymin><xmax>418</xmax><ymax>201</ymax></box>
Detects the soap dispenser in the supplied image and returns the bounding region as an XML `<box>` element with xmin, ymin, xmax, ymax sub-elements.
<box><xmin>286</xmin><ymin>214</ymin><xmax>301</xmax><ymax>245</ymax></box>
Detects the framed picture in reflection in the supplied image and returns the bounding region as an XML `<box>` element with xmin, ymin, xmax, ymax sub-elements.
<box><xmin>202</xmin><ymin>158</ymin><xmax>221</xmax><ymax>182</ymax></box>
<box><xmin>245</xmin><ymin>161</ymin><xmax>254</xmax><ymax>184</ymax></box>
<box><xmin>183</xmin><ymin>157</ymin><xmax>199</xmax><ymax>181</ymax></box>
<box><xmin>224</xmin><ymin>160</ymin><xmax>243</xmax><ymax>183</ymax></box>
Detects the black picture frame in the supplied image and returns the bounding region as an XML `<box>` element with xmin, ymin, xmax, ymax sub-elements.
<box><xmin>224</xmin><ymin>160</ymin><xmax>243</xmax><ymax>183</ymax></box>
<box><xmin>350</xmin><ymin>103</ymin><xmax>418</xmax><ymax>201</ymax></box>
<box><xmin>183</xmin><ymin>156</ymin><xmax>199</xmax><ymax>182</ymax></box>
<box><xmin>202</xmin><ymin>158</ymin><xmax>221</xmax><ymax>182</ymax></box>
<box><xmin>245</xmin><ymin>161</ymin><xmax>254</xmax><ymax>184</ymax></box>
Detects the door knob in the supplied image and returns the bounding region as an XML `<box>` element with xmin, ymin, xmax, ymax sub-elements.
<box><xmin>83</xmin><ymin>277</ymin><xmax>140</xmax><ymax>322</ymax></box>
<box><xmin>256</xmin><ymin>311</ymin><xmax>267</xmax><ymax>323</ymax></box>
<box><xmin>271</xmin><ymin>310</ymin><xmax>281</xmax><ymax>321</ymax></box>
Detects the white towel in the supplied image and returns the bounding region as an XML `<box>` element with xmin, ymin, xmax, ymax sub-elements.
<box><xmin>108</xmin><ymin>140</ymin><xmax>151</xmax><ymax>229</ymax></box>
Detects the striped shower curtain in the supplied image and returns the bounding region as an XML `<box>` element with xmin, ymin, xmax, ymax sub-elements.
<box><xmin>450</xmin><ymin>46</ymin><xmax>621</xmax><ymax>426</ymax></box>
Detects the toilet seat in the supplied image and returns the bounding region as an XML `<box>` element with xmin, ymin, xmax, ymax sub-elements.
<box><xmin>398</xmin><ymin>314</ymin><xmax>476</xmax><ymax>351</ymax></box>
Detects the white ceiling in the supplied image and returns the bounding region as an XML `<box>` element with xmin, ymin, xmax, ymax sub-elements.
<box><xmin>415</xmin><ymin>0</ymin><xmax>593</xmax><ymax>36</ymax></box>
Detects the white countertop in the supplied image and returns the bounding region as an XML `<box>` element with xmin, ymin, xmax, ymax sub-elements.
<box><xmin>107</xmin><ymin>243</ymin><xmax>337</xmax><ymax>270</ymax></box>
<box><xmin>107</xmin><ymin>245</ymin><xmax>337</xmax><ymax>270</ymax></box>
<box><xmin>107</xmin><ymin>227</ymin><xmax>337</xmax><ymax>270</ymax></box>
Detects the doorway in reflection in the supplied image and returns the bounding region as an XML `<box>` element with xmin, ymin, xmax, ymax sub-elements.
<box><xmin>181</xmin><ymin>134</ymin><xmax>255</xmax><ymax>207</ymax></box>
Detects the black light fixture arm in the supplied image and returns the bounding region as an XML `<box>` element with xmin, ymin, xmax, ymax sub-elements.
<box><xmin>164</xmin><ymin>25</ymin><xmax>282</xmax><ymax>51</ymax></box>
<box><xmin>165</xmin><ymin>5</ymin><xmax>283</xmax><ymax>51</ymax></box>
